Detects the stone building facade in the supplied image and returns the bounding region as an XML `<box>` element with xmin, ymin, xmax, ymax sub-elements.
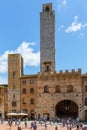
<box><xmin>0</xmin><ymin>3</ymin><xmax>87</xmax><ymax>121</ymax></box>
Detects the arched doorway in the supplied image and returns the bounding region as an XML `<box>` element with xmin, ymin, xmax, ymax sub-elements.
<box><xmin>30</xmin><ymin>110</ymin><xmax>35</xmax><ymax>119</ymax></box>
<box><xmin>55</xmin><ymin>100</ymin><xmax>78</xmax><ymax>119</ymax></box>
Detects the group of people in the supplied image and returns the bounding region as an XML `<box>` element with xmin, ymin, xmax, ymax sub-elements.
<box><xmin>18</xmin><ymin>120</ymin><xmax>37</xmax><ymax>130</ymax></box>
<box><xmin>2</xmin><ymin>116</ymin><xmax>85</xmax><ymax>130</ymax></box>
<box><xmin>30</xmin><ymin>121</ymin><xmax>37</xmax><ymax>130</ymax></box>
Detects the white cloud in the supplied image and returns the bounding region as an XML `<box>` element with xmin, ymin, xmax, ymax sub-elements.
<box><xmin>57</xmin><ymin>0</ymin><xmax>67</xmax><ymax>11</ymax></box>
<box><xmin>62</xmin><ymin>0</ymin><xmax>66</xmax><ymax>5</ymax></box>
<box><xmin>17</xmin><ymin>41</ymin><xmax>40</xmax><ymax>67</ymax></box>
<box><xmin>58</xmin><ymin>25</ymin><xmax>64</xmax><ymax>31</ymax></box>
<box><xmin>66</xmin><ymin>16</ymin><xmax>87</xmax><ymax>32</ymax></box>
<box><xmin>0</xmin><ymin>41</ymin><xmax>40</xmax><ymax>74</ymax></box>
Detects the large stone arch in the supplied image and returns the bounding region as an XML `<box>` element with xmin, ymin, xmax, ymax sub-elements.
<box><xmin>85</xmin><ymin>110</ymin><xmax>87</xmax><ymax>121</ymax></box>
<box><xmin>55</xmin><ymin>99</ymin><xmax>78</xmax><ymax>119</ymax></box>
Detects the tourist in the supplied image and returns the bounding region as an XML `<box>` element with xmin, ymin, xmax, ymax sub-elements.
<box><xmin>45</xmin><ymin>122</ymin><xmax>47</xmax><ymax>130</ymax></box>
<box><xmin>55</xmin><ymin>125</ymin><xmax>58</xmax><ymax>130</ymax></box>
<box><xmin>32</xmin><ymin>121</ymin><xmax>37</xmax><ymax>130</ymax></box>
<box><xmin>70</xmin><ymin>124</ymin><xmax>72</xmax><ymax>130</ymax></box>
<box><xmin>24</xmin><ymin>119</ymin><xmax>27</xmax><ymax>128</ymax></box>
<box><xmin>76</xmin><ymin>125</ymin><xmax>79</xmax><ymax>130</ymax></box>
<box><xmin>79</xmin><ymin>123</ymin><xmax>83</xmax><ymax>129</ymax></box>
<box><xmin>30</xmin><ymin>122</ymin><xmax>33</xmax><ymax>130</ymax></box>
<box><xmin>17</xmin><ymin>125</ymin><xmax>21</xmax><ymax>130</ymax></box>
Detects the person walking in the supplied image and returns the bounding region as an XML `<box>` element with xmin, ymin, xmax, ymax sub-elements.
<box><xmin>70</xmin><ymin>124</ymin><xmax>72</xmax><ymax>130</ymax></box>
<box><xmin>24</xmin><ymin>119</ymin><xmax>27</xmax><ymax>128</ymax></box>
<box><xmin>76</xmin><ymin>125</ymin><xmax>79</xmax><ymax>130</ymax></box>
<box><xmin>45</xmin><ymin>122</ymin><xmax>47</xmax><ymax>130</ymax></box>
<box><xmin>32</xmin><ymin>121</ymin><xmax>37</xmax><ymax>130</ymax></box>
<box><xmin>55</xmin><ymin>125</ymin><xmax>58</xmax><ymax>130</ymax></box>
<box><xmin>17</xmin><ymin>125</ymin><xmax>21</xmax><ymax>130</ymax></box>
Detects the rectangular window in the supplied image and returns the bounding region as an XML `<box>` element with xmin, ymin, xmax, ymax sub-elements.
<box><xmin>30</xmin><ymin>88</ymin><xmax>34</xmax><ymax>93</ymax></box>
<box><xmin>30</xmin><ymin>79</ymin><xmax>34</xmax><ymax>84</ymax></box>
<box><xmin>22</xmin><ymin>80</ymin><xmax>26</xmax><ymax>85</ymax></box>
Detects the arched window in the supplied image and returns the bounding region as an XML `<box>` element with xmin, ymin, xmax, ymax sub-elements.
<box><xmin>44</xmin><ymin>85</ymin><xmax>49</xmax><ymax>93</ymax></box>
<box><xmin>30</xmin><ymin>79</ymin><xmax>34</xmax><ymax>84</ymax></box>
<box><xmin>30</xmin><ymin>98</ymin><xmax>34</xmax><ymax>104</ymax></box>
<box><xmin>45</xmin><ymin>6</ymin><xmax>49</xmax><ymax>11</ymax></box>
<box><xmin>22</xmin><ymin>98</ymin><xmax>26</xmax><ymax>104</ymax></box>
<box><xmin>67</xmin><ymin>85</ymin><xmax>73</xmax><ymax>92</ymax></box>
<box><xmin>45</xmin><ymin>66</ymin><xmax>51</xmax><ymax>72</ymax></box>
<box><xmin>12</xmin><ymin>101</ymin><xmax>16</xmax><ymax>106</ymax></box>
<box><xmin>55</xmin><ymin>85</ymin><xmax>60</xmax><ymax>93</ymax></box>
<box><xmin>22</xmin><ymin>88</ymin><xmax>26</xmax><ymax>94</ymax></box>
<box><xmin>30</xmin><ymin>88</ymin><xmax>34</xmax><ymax>93</ymax></box>
<box><xmin>85</xmin><ymin>85</ymin><xmax>87</xmax><ymax>92</ymax></box>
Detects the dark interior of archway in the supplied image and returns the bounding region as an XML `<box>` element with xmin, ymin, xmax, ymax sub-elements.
<box><xmin>55</xmin><ymin>100</ymin><xmax>78</xmax><ymax>119</ymax></box>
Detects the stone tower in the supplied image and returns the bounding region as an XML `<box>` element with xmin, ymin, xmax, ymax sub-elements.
<box><xmin>40</xmin><ymin>3</ymin><xmax>55</xmax><ymax>73</ymax></box>
<box><xmin>8</xmin><ymin>54</ymin><xmax>23</xmax><ymax>112</ymax></box>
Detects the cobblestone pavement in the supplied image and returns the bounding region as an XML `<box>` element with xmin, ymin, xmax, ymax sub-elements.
<box><xmin>0</xmin><ymin>121</ymin><xmax>86</xmax><ymax>130</ymax></box>
<box><xmin>0</xmin><ymin>123</ymin><xmax>79</xmax><ymax>130</ymax></box>
<box><xmin>0</xmin><ymin>124</ymin><xmax>70</xmax><ymax>130</ymax></box>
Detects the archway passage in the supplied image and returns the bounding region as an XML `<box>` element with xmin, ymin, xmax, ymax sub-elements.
<box><xmin>55</xmin><ymin>100</ymin><xmax>78</xmax><ymax>119</ymax></box>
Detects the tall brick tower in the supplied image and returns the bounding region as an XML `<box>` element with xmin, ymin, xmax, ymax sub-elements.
<box><xmin>40</xmin><ymin>3</ymin><xmax>55</xmax><ymax>73</ymax></box>
<box><xmin>8</xmin><ymin>54</ymin><xmax>23</xmax><ymax>112</ymax></box>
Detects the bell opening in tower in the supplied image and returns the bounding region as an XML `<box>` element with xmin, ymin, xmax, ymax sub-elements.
<box><xmin>45</xmin><ymin>6</ymin><xmax>49</xmax><ymax>11</ymax></box>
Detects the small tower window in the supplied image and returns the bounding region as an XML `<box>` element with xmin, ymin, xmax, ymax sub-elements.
<box><xmin>12</xmin><ymin>101</ymin><xmax>16</xmax><ymax>107</ymax></box>
<box><xmin>13</xmin><ymin>71</ymin><xmax>15</xmax><ymax>78</ymax></box>
<box><xmin>47</xmin><ymin>66</ymin><xmax>49</xmax><ymax>71</ymax></box>
<box><xmin>45</xmin><ymin>6</ymin><xmax>49</xmax><ymax>12</ymax></box>
<box><xmin>45</xmin><ymin>66</ymin><xmax>50</xmax><ymax>72</ymax></box>
<box><xmin>44</xmin><ymin>85</ymin><xmax>49</xmax><ymax>93</ymax></box>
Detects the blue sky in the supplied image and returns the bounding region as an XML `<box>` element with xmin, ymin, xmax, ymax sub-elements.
<box><xmin>0</xmin><ymin>0</ymin><xmax>87</xmax><ymax>84</ymax></box>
